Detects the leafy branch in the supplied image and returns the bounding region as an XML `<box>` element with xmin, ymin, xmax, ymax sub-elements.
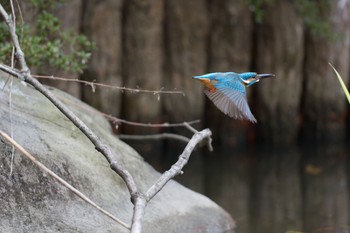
<box><xmin>0</xmin><ymin>1</ymin><xmax>95</xmax><ymax>73</ymax></box>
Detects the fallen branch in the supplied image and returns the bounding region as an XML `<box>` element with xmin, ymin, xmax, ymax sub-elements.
<box><xmin>0</xmin><ymin>130</ymin><xmax>130</xmax><ymax>229</ymax></box>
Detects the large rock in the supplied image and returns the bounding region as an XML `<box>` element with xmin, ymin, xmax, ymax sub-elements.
<box><xmin>0</xmin><ymin>75</ymin><xmax>234</xmax><ymax>233</ymax></box>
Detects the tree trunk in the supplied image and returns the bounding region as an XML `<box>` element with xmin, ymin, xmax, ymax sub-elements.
<box><xmin>122</xmin><ymin>0</ymin><xmax>163</xmax><ymax>126</ymax></box>
<box><xmin>81</xmin><ymin>0</ymin><xmax>123</xmax><ymax>116</ymax></box>
<box><xmin>162</xmin><ymin>0</ymin><xmax>208</xmax><ymax>123</ymax></box>
<box><xmin>206</xmin><ymin>0</ymin><xmax>254</xmax><ymax>148</ymax></box>
<box><xmin>255</xmin><ymin>0</ymin><xmax>304</xmax><ymax>144</ymax></box>
<box><xmin>121</xmin><ymin>0</ymin><xmax>164</xmax><ymax>165</ymax></box>
<box><xmin>302</xmin><ymin>1</ymin><xmax>350</xmax><ymax>142</ymax></box>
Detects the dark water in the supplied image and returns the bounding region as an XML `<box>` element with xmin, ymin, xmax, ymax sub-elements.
<box><xmin>132</xmin><ymin>140</ymin><xmax>350</xmax><ymax>233</ymax></box>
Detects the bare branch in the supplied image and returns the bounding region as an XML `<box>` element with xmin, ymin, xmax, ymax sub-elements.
<box><xmin>0</xmin><ymin>64</ymin><xmax>21</xmax><ymax>77</ymax></box>
<box><xmin>145</xmin><ymin>129</ymin><xmax>212</xmax><ymax>200</ymax></box>
<box><xmin>126</xmin><ymin>128</ymin><xmax>212</xmax><ymax>232</ymax></box>
<box><xmin>0</xmin><ymin>4</ymin><xmax>28</xmax><ymax>74</ymax></box>
<box><xmin>118</xmin><ymin>133</ymin><xmax>191</xmax><ymax>143</ymax></box>
<box><xmin>111</xmin><ymin>119</ymin><xmax>200</xmax><ymax>130</ymax></box>
<box><xmin>0</xmin><ymin>130</ymin><xmax>130</xmax><ymax>229</ymax></box>
<box><xmin>37</xmin><ymin>90</ymin><xmax>201</xmax><ymax>129</ymax></box>
<box><xmin>130</xmin><ymin>195</ymin><xmax>147</xmax><ymax>233</ymax></box>
<box><xmin>32</xmin><ymin>74</ymin><xmax>185</xmax><ymax>95</ymax></box>
<box><xmin>184</xmin><ymin>122</ymin><xmax>213</xmax><ymax>151</ymax></box>
<box><xmin>183</xmin><ymin>122</ymin><xmax>198</xmax><ymax>134</ymax></box>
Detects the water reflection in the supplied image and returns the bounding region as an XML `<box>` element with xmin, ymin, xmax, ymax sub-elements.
<box><xmin>199</xmin><ymin>143</ymin><xmax>350</xmax><ymax>233</ymax></box>
<box><xmin>129</xmin><ymin>137</ymin><xmax>350</xmax><ymax>233</ymax></box>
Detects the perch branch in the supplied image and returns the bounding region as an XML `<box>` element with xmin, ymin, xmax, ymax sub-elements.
<box><xmin>127</xmin><ymin>128</ymin><xmax>212</xmax><ymax>232</ymax></box>
<box><xmin>145</xmin><ymin>128</ymin><xmax>212</xmax><ymax>200</ymax></box>
<box><xmin>0</xmin><ymin>3</ymin><xmax>138</xmax><ymax>198</ymax></box>
<box><xmin>0</xmin><ymin>130</ymin><xmax>130</xmax><ymax>229</ymax></box>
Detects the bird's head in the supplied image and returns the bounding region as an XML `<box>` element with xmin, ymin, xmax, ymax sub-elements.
<box><xmin>239</xmin><ymin>72</ymin><xmax>275</xmax><ymax>87</ymax></box>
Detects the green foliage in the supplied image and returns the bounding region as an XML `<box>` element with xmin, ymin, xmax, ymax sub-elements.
<box><xmin>245</xmin><ymin>0</ymin><xmax>276</xmax><ymax>23</ymax></box>
<box><xmin>0</xmin><ymin>1</ymin><xmax>95</xmax><ymax>73</ymax></box>
<box><xmin>245</xmin><ymin>0</ymin><xmax>334</xmax><ymax>39</ymax></box>
<box><xmin>294</xmin><ymin>0</ymin><xmax>333</xmax><ymax>39</ymax></box>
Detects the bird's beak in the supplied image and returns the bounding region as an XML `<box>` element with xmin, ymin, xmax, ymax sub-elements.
<box><xmin>256</xmin><ymin>74</ymin><xmax>275</xmax><ymax>80</ymax></box>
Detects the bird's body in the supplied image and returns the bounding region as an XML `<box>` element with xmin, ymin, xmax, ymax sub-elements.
<box><xmin>193</xmin><ymin>72</ymin><xmax>274</xmax><ymax>123</ymax></box>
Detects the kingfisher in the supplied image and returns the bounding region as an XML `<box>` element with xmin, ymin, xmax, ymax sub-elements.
<box><xmin>193</xmin><ymin>72</ymin><xmax>275</xmax><ymax>123</ymax></box>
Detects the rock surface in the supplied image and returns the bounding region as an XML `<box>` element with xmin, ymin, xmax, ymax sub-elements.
<box><xmin>0</xmin><ymin>75</ymin><xmax>235</xmax><ymax>233</ymax></box>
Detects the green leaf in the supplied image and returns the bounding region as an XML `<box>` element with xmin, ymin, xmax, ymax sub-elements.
<box><xmin>329</xmin><ymin>62</ymin><xmax>350</xmax><ymax>104</ymax></box>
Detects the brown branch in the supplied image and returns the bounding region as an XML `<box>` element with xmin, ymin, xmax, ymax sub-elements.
<box><xmin>32</xmin><ymin>74</ymin><xmax>185</xmax><ymax>95</ymax></box>
<box><xmin>0</xmin><ymin>130</ymin><xmax>130</xmax><ymax>229</ymax></box>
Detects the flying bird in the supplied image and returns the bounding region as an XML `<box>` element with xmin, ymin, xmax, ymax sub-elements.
<box><xmin>193</xmin><ymin>72</ymin><xmax>275</xmax><ymax>123</ymax></box>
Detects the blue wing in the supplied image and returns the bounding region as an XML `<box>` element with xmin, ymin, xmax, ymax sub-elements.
<box><xmin>204</xmin><ymin>76</ymin><xmax>257</xmax><ymax>123</ymax></box>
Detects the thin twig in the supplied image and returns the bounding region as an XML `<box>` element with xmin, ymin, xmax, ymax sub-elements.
<box><xmin>184</xmin><ymin>122</ymin><xmax>213</xmax><ymax>151</ymax></box>
<box><xmin>118</xmin><ymin>133</ymin><xmax>191</xmax><ymax>143</ymax></box>
<box><xmin>8</xmin><ymin>78</ymin><xmax>15</xmax><ymax>177</ymax></box>
<box><xmin>183</xmin><ymin>122</ymin><xmax>198</xmax><ymax>133</ymax></box>
<box><xmin>112</xmin><ymin>118</ymin><xmax>200</xmax><ymax>128</ymax></box>
<box><xmin>40</xmin><ymin>90</ymin><xmax>200</xmax><ymax>129</ymax></box>
<box><xmin>8</xmin><ymin>0</ymin><xmax>16</xmax><ymax>177</ymax></box>
<box><xmin>0</xmin><ymin>130</ymin><xmax>130</xmax><ymax>229</ymax></box>
<box><xmin>32</xmin><ymin>74</ymin><xmax>185</xmax><ymax>95</ymax></box>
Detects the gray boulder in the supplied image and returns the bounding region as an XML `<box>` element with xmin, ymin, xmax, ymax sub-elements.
<box><xmin>0</xmin><ymin>75</ymin><xmax>235</xmax><ymax>233</ymax></box>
